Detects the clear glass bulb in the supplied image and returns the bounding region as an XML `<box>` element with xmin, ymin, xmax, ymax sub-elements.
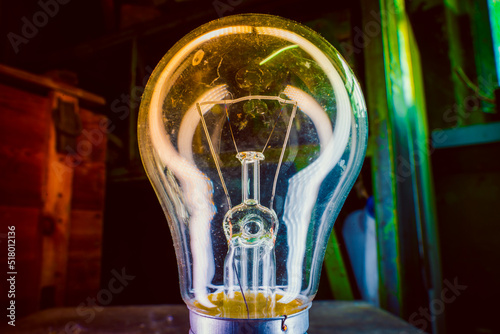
<box><xmin>138</xmin><ymin>13</ymin><xmax>368</xmax><ymax>331</ymax></box>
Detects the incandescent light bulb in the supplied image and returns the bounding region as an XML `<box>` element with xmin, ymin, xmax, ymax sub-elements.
<box><xmin>138</xmin><ymin>13</ymin><xmax>368</xmax><ymax>334</ymax></box>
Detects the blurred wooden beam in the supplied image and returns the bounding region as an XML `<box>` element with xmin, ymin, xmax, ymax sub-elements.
<box><xmin>39</xmin><ymin>92</ymin><xmax>77</xmax><ymax>307</ymax></box>
<box><xmin>0</xmin><ymin>65</ymin><xmax>105</xmax><ymax>106</ymax></box>
<box><xmin>362</xmin><ymin>1</ymin><xmax>444</xmax><ymax>334</ymax></box>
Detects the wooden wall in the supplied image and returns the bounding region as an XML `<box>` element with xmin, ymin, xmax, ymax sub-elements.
<box><xmin>66</xmin><ymin>108</ymin><xmax>107</xmax><ymax>306</ymax></box>
<box><xmin>0</xmin><ymin>66</ymin><xmax>106</xmax><ymax>317</ymax></box>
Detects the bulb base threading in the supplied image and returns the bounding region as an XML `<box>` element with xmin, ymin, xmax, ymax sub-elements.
<box><xmin>188</xmin><ymin>306</ymin><xmax>309</xmax><ymax>334</ymax></box>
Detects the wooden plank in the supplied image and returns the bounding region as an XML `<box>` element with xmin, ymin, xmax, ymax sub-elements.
<box><xmin>10</xmin><ymin>302</ymin><xmax>422</xmax><ymax>334</ymax></box>
<box><xmin>67</xmin><ymin>209</ymin><xmax>103</xmax><ymax>259</ymax></box>
<box><xmin>360</xmin><ymin>0</ymin><xmax>403</xmax><ymax>317</ymax></box>
<box><xmin>406</xmin><ymin>19</ymin><xmax>445</xmax><ymax>334</ymax></box>
<box><xmin>71</xmin><ymin>162</ymin><xmax>106</xmax><ymax>211</ymax></box>
<box><xmin>0</xmin><ymin>206</ymin><xmax>43</xmax><ymax>317</ymax></box>
<box><xmin>38</xmin><ymin>92</ymin><xmax>77</xmax><ymax>308</ymax></box>
<box><xmin>65</xmin><ymin>259</ymin><xmax>102</xmax><ymax>306</ymax></box>
<box><xmin>487</xmin><ymin>0</ymin><xmax>500</xmax><ymax>82</ymax></box>
<box><xmin>77</xmin><ymin>108</ymin><xmax>108</xmax><ymax>163</ymax></box>
<box><xmin>364</xmin><ymin>1</ymin><xmax>444</xmax><ymax>333</ymax></box>
<box><xmin>0</xmin><ymin>83</ymin><xmax>49</xmax><ymax>207</ymax></box>
<box><xmin>71</xmin><ymin>108</ymin><xmax>107</xmax><ymax>209</ymax></box>
<box><xmin>70</xmin><ymin>108</ymin><xmax>108</xmax><ymax>211</ymax></box>
<box><xmin>64</xmin><ymin>105</ymin><xmax>106</xmax><ymax>304</ymax></box>
<box><xmin>470</xmin><ymin>0</ymin><xmax>498</xmax><ymax>113</ymax></box>
<box><xmin>0</xmin><ymin>64</ymin><xmax>105</xmax><ymax>106</ymax></box>
<box><xmin>0</xmin><ymin>144</ymin><xmax>45</xmax><ymax>207</ymax></box>
<box><xmin>443</xmin><ymin>0</ymin><xmax>486</xmax><ymax>126</ymax></box>
<box><xmin>65</xmin><ymin>210</ymin><xmax>102</xmax><ymax>305</ymax></box>
<box><xmin>309</xmin><ymin>301</ymin><xmax>422</xmax><ymax>333</ymax></box>
<box><xmin>0</xmin><ymin>83</ymin><xmax>50</xmax><ymax>148</ymax></box>
<box><xmin>0</xmin><ymin>70</ymin><xmax>106</xmax><ymax>313</ymax></box>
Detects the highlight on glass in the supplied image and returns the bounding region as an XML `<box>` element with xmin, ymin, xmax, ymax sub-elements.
<box><xmin>138</xmin><ymin>13</ymin><xmax>368</xmax><ymax>333</ymax></box>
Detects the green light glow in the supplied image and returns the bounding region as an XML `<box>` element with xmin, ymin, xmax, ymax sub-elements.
<box><xmin>488</xmin><ymin>0</ymin><xmax>500</xmax><ymax>82</ymax></box>
<box><xmin>375</xmin><ymin>3</ymin><xmax>443</xmax><ymax>330</ymax></box>
<box><xmin>259</xmin><ymin>45</ymin><xmax>299</xmax><ymax>65</ymax></box>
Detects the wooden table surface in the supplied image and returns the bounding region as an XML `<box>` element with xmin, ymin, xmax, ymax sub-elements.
<box><xmin>5</xmin><ymin>301</ymin><xmax>421</xmax><ymax>333</ymax></box>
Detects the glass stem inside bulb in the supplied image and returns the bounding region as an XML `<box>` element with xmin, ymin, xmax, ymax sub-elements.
<box><xmin>240</xmin><ymin>152</ymin><xmax>262</xmax><ymax>205</ymax></box>
<box><xmin>222</xmin><ymin>151</ymin><xmax>278</xmax><ymax>318</ymax></box>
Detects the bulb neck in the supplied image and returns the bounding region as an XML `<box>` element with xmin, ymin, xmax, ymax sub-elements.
<box><xmin>237</xmin><ymin>151</ymin><xmax>264</xmax><ymax>205</ymax></box>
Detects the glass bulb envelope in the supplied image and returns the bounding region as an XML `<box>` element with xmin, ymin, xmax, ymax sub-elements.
<box><xmin>138</xmin><ymin>13</ymin><xmax>368</xmax><ymax>328</ymax></box>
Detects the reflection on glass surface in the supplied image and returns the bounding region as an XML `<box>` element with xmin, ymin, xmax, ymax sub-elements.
<box><xmin>138</xmin><ymin>14</ymin><xmax>368</xmax><ymax>320</ymax></box>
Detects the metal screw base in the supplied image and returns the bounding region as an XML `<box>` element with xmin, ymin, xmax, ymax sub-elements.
<box><xmin>188</xmin><ymin>307</ymin><xmax>310</xmax><ymax>334</ymax></box>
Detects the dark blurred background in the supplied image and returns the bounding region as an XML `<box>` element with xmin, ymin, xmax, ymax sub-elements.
<box><xmin>0</xmin><ymin>0</ymin><xmax>499</xmax><ymax>333</ymax></box>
